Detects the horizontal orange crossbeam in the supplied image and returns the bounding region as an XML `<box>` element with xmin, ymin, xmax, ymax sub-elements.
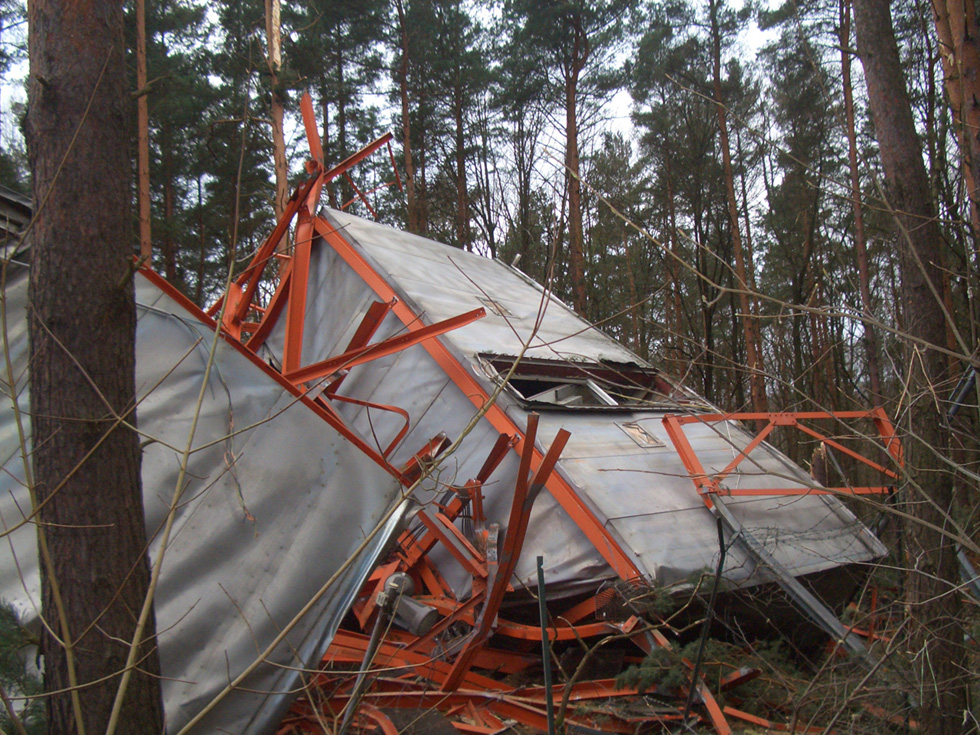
<box><xmin>720</xmin><ymin>486</ymin><xmax>892</xmax><ymax>496</ymax></box>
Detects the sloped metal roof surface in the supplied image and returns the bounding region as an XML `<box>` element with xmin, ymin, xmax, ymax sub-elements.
<box><xmin>326</xmin><ymin>210</ymin><xmax>642</xmax><ymax>365</ymax></box>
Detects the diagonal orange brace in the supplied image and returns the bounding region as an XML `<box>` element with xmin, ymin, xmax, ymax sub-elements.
<box><xmin>714</xmin><ymin>418</ymin><xmax>777</xmax><ymax>482</ymax></box>
<box><xmin>326</xmin><ymin>299</ymin><xmax>397</xmax><ymax>393</ymax></box>
<box><xmin>414</xmin><ymin>510</ymin><xmax>487</xmax><ymax>578</ymax></box>
<box><xmin>243</xmin><ymin>265</ymin><xmax>292</xmax><ymax>350</ymax></box>
<box><xmin>664</xmin><ymin>411</ymin><xmax>903</xmax><ymax>504</ymax></box>
<box><xmin>300</xmin><ymin>92</ymin><xmax>324</xmax><ymax>167</ymax></box>
<box><xmin>795</xmin><ymin>421</ymin><xmax>899</xmax><ymax>478</ymax></box>
<box><xmin>662</xmin><ymin>414</ymin><xmax>718</xmax><ymax>506</ymax></box>
<box><xmin>284</xmin><ymin>308</ymin><xmax>486</xmax><ymax>385</ymax></box>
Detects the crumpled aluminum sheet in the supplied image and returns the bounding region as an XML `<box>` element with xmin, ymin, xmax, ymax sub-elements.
<box><xmin>0</xmin><ymin>263</ymin><xmax>405</xmax><ymax>734</ymax></box>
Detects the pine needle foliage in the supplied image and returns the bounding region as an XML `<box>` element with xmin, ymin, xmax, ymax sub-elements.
<box><xmin>0</xmin><ymin>601</ymin><xmax>44</xmax><ymax>735</ymax></box>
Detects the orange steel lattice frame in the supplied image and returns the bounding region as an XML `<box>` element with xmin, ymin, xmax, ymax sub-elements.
<box><xmin>662</xmin><ymin>409</ymin><xmax>903</xmax><ymax>510</ymax></box>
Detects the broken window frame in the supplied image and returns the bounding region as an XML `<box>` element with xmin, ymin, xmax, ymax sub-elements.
<box><xmin>478</xmin><ymin>354</ymin><xmax>690</xmax><ymax>410</ymax></box>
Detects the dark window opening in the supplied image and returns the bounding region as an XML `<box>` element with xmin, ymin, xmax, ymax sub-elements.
<box><xmin>480</xmin><ymin>355</ymin><xmax>688</xmax><ymax>410</ymax></box>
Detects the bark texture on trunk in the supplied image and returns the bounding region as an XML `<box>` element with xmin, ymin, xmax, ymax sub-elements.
<box><xmin>395</xmin><ymin>0</ymin><xmax>419</xmax><ymax>232</ymax></box>
<box><xmin>841</xmin><ymin>0</ymin><xmax>883</xmax><ymax>400</ymax></box>
<box><xmin>709</xmin><ymin>0</ymin><xmax>767</xmax><ymax>422</ymax></box>
<box><xmin>853</xmin><ymin>0</ymin><xmax>968</xmax><ymax>732</ymax></box>
<box><xmin>136</xmin><ymin>0</ymin><xmax>151</xmax><ymax>261</ymax></box>
<box><xmin>265</xmin><ymin>0</ymin><xmax>288</xmax><ymax>247</ymax></box>
<box><xmin>565</xmin><ymin>19</ymin><xmax>589</xmax><ymax>317</ymax></box>
<box><xmin>933</xmin><ymin>0</ymin><xmax>980</xmax><ymax>233</ymax></box>
<box><xmin>25</xmin><ymin>0</ymin><xmax>164</xmax><ymax>731</ymax></box>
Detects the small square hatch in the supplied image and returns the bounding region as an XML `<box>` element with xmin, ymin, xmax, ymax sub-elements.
<box><xmin>618</xmin><ymin>421</ymin><xmax>665</xmax><ymax>448</ymax></box>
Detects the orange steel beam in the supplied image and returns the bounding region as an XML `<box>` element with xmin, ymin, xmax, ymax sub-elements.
<box><xmin>321</xmin><ymin>132</ymin><xmax>393</xmax><ymax>183</ymax></box>
<box><xmin>302</xmin><ymin>687</ymin><xmax>655</xmax><ymax>735</ymax></box>
<box><xmin>871</xmin><ymin>406</ymin><xmax>903</xmax><ymax>465</ymax></box>
<box><xmin>314</xmin><ymin>216</ymin><xmax>644</xmax><ymax>583</ymax></box>
<box><xmin>384</xmin><ymin>628</ymin><xmax>537</xmax><ymax>675</ymax></box>
<box><xmin>282</xmin><ymin>206</ymin><xmax>318</xmax><ymax>375</ymax></box>
<box><xmin>496</xmin><ymin>619</ymin><xmax>611</xmax><ymax>641</ymax></box>
<box><xmin>402</xmin><ymin>595</ymin><xmax>614</xmax><ymax>642</ymax></box>
<box><xmin>324</xmin><ymin>630</ymin><xmax>506</xmax><ymax>692</ymax></box>
<box><xmin>342</xmin><ymin>171</ymin><xmax>378</xmax><ymax>218</ymax></box>
<box><xmin>466</xmin><ymin>432</ymin><xmax>517</xmax><ymax>530</ymax></box>
<box><xmin>695</xmin><ymin>680</ymin><xmax>732</xmax><ymax>735</ymax></box>
<box><xmin>414</xmin><ymin>510</ymin><xmax>486</xmax><ymax>578</ymax></box>
<box><xmin>712</xmin><ymin>419</ymin><xmax>779</xmax><ymax>482</ymax></box>
<box><xmin>608</xmin><ymin>616</ymin><xmax>730</xmax><ymax>735</ymax></box>
<box><xmin>433</xmin><ymin>511</ymin><xmax>485</xmax><ymax>560</ymax></box>
<box><xmin>300</xmin><ymin>92</ymin><xmax>323</xmax><ymax>167</ymax></box>
<box><xmin>321</xmin><ymin>391</ymin><xmax>410</xmax><ymax>458</ymax></box>
<box><xmin>397</xmin><ymin>432</ymin><xmax>451</xmax><ymax>484</ymax></box>
<box><xmin>325</xmin><ymin>299</ymin><xmax>397</xmax><ymax>393</ymax></box>
<box><xmin>209</xmin><ymin>94</ymin><xmax>393</xmax><ymax>349</ymax></box>
<box><xmin>662</xmin><ymin>410</ymin><xmax>903</xmax><ymax>506</ymax></box>
<box><xmin>279</xmin><ymin>126</ymin><xmax>415</xmax><ymax>378</ymax></box>
<box><xmin>277</xmin><ymin>93</ymin><xmax>329</xmax><ymax>373</ymax></box>
<box><xmin>243</xmin><ymin>266</ymin><xmax>292</xmax><ymax>350</ymax></box>
<box><xmin>357</xmin><ymin>706</ymin><xmax>400</xmax><ymax>735</ymax></box>
<box><xmin>284</xmin><ymin>307</ymin><xmax>486</xmax><ymax>385</ymax></box>
<box><xmin>560</xmin><ymin>595</ymin><xmax>598</xmax><ymax>624</ymax></box>
<box><xmin>718</xmin><ymin>667</ymin><xmax>761</xmax><ymax>691</ymax></box>
<box><xmin>794</xmin><ymin>420</ymin><xmax>898</xmax><ymax>478</ymax></box>
<box><xmin>397</xmin><ymin>433</ymin><xmax>514</xmax><ymax>567</ymax></box>
<box><xmin>441</xmin><ymin>416</ymin><xmax>541</xmax><ymax>690</ymax></box>
<box><xmin>398</xmin><ymin>501</ymin><xmax>467</xmax><ymax>567</ymax></box>
<box><xmin>417</xmin><ymin>554</ymin><xmax>454</xmax><ymax>598</ymax></box>
<box><xmin>443</xmin><ymin>418</ymin><xmax>571</xmax><ymax>691</ymax></box>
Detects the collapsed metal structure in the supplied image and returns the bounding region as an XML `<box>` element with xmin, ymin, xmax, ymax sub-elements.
<box><xmin>0</xmin><ymin>95</ymin><xmax>904</xmax><ymax>734</ymax></box>
<box><xmin>195</xmin><ymin>96</ymin><xmax>899</xmax><ymax>733</ymax></box>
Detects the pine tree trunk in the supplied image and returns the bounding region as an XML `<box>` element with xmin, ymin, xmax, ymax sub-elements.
<box><xmin>333</xmin><ymin>52</ymin><xmax>352</xmax><ymax>207</ymax></box>
<box><xmin>454</xmin><ymin>74</ymin><xmax>470</xmax><ymax>251</ymax></box>
<box><xmin>933</xmin><ymin>0</ymin><xmax>980</xmax><ymax>233</ymax></box>
<box><xmin>395</xmin><ymin>0</ymin><xmax>419</xmax><ymax>232</ymax></box>
<box><xmin>841</xmin><ymin>0</ymin><xmax>883</xmax><ymax>400</ymax></box>
<box><xmin>709</xmin><ymin>0</ymin><xmax>767</xmax><ymax>423</ymax></box>
<box><xmin>565</xmin><ymin>26</ymin><xmax>588</xmax><ymax>317</ymax></box>
<box><xmin>853</xmin><ymin>0</ymin><xmax>968</xmax><ymax>731</ymax></box>
<box><xmin>195</xmin><ymin>175</ymin><xmax>206</xmax><ymax>305</ymax></box>
<box><xmin>163</xmin><ymin>144</ymin><xmax>177</xmax><ymax>282</ymax></box>
<box><xmin>663</xmin><ymin>151</ymin><xmax>684</xmax><ymax>377</ymax></box>
<box><xmin>24</xmin><ymin>0</ymin><xmax>164</xmax><ymax>731</ymax></box>
<box><xmin>320</xmin><ymin>88</ymin><xmax>338</xmax><ymax>209</ymax></box>
<box><xmin>136</xmin><ymin>0</ymin><xmax>152</xmax><ymax>261</ymax></box>
<box><xmin>265</xmin><ymin>0</ymin><xmax>288</xmax><ymax>231</ymax></box>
